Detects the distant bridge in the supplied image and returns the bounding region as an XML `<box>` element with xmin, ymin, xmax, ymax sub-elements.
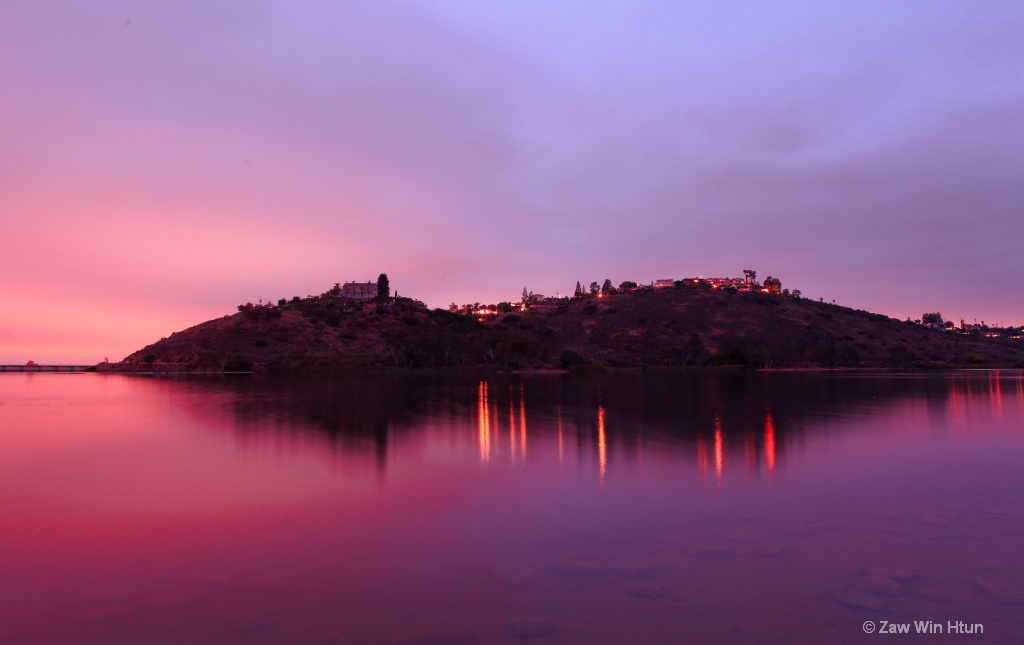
<box><xmin>0</xmin><ymin>365</ymin><xmax>95</xmax><ymax>373</ymax></box>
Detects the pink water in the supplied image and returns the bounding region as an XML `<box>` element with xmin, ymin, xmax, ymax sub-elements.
<box><xmin>1</xmin><ymin>371</ymin><xmax>1021</xmax><ymax>644</ymax></box>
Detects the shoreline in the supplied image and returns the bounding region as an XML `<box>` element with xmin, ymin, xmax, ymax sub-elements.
<box><xmin>93</xmin><ymin>363</ymin><xmax>1024</xmax><ymax>376</ymax></box>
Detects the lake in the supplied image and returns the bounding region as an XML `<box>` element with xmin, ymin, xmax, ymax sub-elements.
<box><xmin>1</xmin><ymin>371</ymin><xmax>1022</xmax><ymax>644</ymax></box>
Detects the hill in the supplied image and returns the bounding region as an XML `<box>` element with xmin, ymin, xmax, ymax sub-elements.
<box><xmin>110</xmin><ymin>285</ymin><xmax>1024</xmax><ymax>372</ymax></box>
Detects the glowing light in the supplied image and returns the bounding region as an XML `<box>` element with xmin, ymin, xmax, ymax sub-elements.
<box><xmin>991</xmin><ymin>371</ymin><xmax>1003</xmax><ymax>418</ymax></box>
<box><xmin>519</xmin><ymin>384</ymin><xmax>527</xmax><ymax>460</ymax></box>
<box><xmin>764</xmin><ymin>411</ymin><xmax>776</xmax><ymax>472</ymax></box>
<box><xmin>714</xmin><ymin>417</ymin><xmax>723</xmax><ymax>485</ymax></box>
<box><xmin>477</xmin><ymin>381</ymin><xmax>490</xmax><ymax>465</ymax></box>
<box><xmin>509</xmin><ymin>390</ymin><xmax>516</xmax><ymax>464</ymax></box>
<box><xmin>557</xmin><ymin>406</ymin><xmax>564</xmax><ymax>466</ymax></box>
<box><xmin>598</xmin><ymin>405</ymin><xmax>607</xmax><ymax>483</ymax></box>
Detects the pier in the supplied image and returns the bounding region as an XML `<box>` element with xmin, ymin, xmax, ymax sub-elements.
<box><xmin>0</xmin><ymin>365</ymin><xmax>95</xmax><ymax>373</ymax></box>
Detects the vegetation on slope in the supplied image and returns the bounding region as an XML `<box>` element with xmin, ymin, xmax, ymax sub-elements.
<box><xmin>113</xmin><ymin>282</ymin><xmax>1024</xmax><ymax>372</ymax></box>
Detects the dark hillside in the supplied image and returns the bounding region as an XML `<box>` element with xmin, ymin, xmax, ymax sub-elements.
<box><xmin>112</xmin><ymin>286</ymin><xmax>1024</xmax><ymax>372</ymax></box>
<box><xmin>535</xmin><ymin>286</ymin><xmax>1023</xmax><ymax>369</ymax></box>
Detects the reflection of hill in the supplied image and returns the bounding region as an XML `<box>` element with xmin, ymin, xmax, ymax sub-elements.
<box><xmin>144</xmin><ymin>371</ymin><xmax>1024</xmax><ymax>478</ymax></box>
<box><xmin>545</xmin><ymin>371</ymin><xmax>1024</xmax><ymax>474</ymax></box>
<box><xmin>158</xmin><ymin>373</ymin><xmax>477</xmax><ymax>473</ymax></box>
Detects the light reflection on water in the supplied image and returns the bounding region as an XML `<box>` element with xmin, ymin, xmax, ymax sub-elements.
<box><xmin>1</xmin><ymin>371</ymin><xmax>1023</xmax><ymax>644</ymax></box>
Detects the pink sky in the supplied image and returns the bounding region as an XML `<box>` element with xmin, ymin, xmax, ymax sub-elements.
<box><xmin>2</xmin><ymin>1</ymin><xmax>1022</xmax><ymax>363</ymax></box>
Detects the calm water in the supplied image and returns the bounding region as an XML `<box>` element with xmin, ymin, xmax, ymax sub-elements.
<box><xmin>1</xmin><ymin>371</ymin><xmax>1022</xmax><ymax>644</ymax></box>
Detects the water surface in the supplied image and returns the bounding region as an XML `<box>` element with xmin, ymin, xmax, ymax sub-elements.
<box><xmin>2</xmin><ymin>371</ymin><xmax>1022</xmax><ymax>644</ymax></box>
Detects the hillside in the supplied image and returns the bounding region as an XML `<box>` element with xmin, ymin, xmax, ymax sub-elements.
<box><xmin>111</xmin><ymin>286</ymin><xmax>1024</xmax><ymax>372</ymax></box>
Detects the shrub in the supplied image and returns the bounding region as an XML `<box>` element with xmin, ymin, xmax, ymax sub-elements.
<box><xmin>224</xmin><ymin>357</ymin><xmax>253</xmax><ymax>372</ymax></box>
<box><xmin>887</xmin><ymin>344</ymin><xmax>917</xmax><ymax>368</ymax></box>
<box><xmin>559</xmin><ymin>349</ymin><xmax>586</xmax><ymax>370</ymax></box>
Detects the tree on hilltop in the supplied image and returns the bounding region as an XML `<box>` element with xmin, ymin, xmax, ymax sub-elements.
<box><xmin>377</xmin><ymin>273</ymin><xmax>390</xmax><ymax>300</ymax></box>
<box><xmin>574</xmin><ymin>282</ymin><xmax>584</xmax><ymax>298</ymax></box>
<box><xmin>601</xmin><ymin>279</ymin><xmax>613</xmax><ymax>294</ymax></box>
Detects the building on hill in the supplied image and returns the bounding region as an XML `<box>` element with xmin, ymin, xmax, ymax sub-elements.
<box><xmin>340</xmin><ymin>281</ymin><xmax>378</xmax><ymax>300</ymax></box>
<box><xmin>531</xmin><ymin>297</ymin><xmax>564</xmax><ymax>313</ymax></box>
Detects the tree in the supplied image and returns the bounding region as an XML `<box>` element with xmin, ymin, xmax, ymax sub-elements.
<box><xmin>589</xmin><ymin>281</ymin><xmax>600</xmax><ymax>296</ymax></box>
<box><xmin>743</xmin><ymin>269</ymin><xmax>757</xmax><ymax>285</ymax></box>
<box><xmin>922</xmin><ymin>312</ymin><xmax>943</xmax><ymax>326</ymax></box>
<box><xmin>574</xmin><ymin>281</ymin><xmax>584</xmax><ymax>298</ymax></box>
<box><xmin>619</xmin><ymin>281</ymin><xmax>637</xmax><ymax>291</ymax></box>
<box><xmin>763</xmin><ymin>276</ymin><xmax>782</xmax><ymax>294</ymax></box>
<box><xmin>376</xmin><ymin>273</ymin><xmax>390</xmax><ymax>300</ymax></box>
<box><xmin>601</xmin><ymin>279</ymin><xmax>613</xmax><ymax>294</ymax></box>
<box><xmin>791</xmin><ymin>289</ymin><xmax>801</xmax><ymax>299</ymax></box>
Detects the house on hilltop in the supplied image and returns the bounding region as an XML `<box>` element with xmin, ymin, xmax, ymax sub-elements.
<box><xmin>340</xmin><ymin>281</ymin><xmax>378</xmax><ymax>300</ymax></box>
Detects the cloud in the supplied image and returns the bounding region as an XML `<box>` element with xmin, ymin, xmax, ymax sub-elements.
<box><xmin>1</xmin><ymin>0</ymin><xmax>1021</xmax><ymax>361</ymax></box>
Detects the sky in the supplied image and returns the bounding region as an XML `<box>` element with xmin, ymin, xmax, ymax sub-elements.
<box><xmin>2</xmin><ymin>0</ymin><xmax>1022</xmax><ymax>364</ymax></box>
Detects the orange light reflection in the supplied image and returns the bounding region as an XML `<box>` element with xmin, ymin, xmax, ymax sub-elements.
<box><xmin>991</xmin><ymin>372</ymin><xmax>1003</xmax><ymax>419</ymax></box>
<box><xmin>477</xmin><ymin>381</ymin><xmax>490</xmax><ymax>465</ymax></box>
<box><xmin>714</xmin><ymin>417</ymin><xmax>723</xmax><ymax>485</ymax></box>
<box><xmin>557</xmin><ymin>407</ymin><xmax>564</xmax><ymax>466</ymax></box>
<box><xmin>764</xmin><ymin>411</ymin><xmax>776</xmax><ymax>472</ymax></box>
<box><xmin>519</xmin><ymin>384</ymin><xmax>527</xmax><ymax>460</ymax></box>
<box><xmin>597</xmin><ymin>405</ymin><xmax>607</xmax><ymax>483</ymax></box>
<box><xmin>509</xmin><ymin>391</ymin><xmax>516</xmax><ymax>464</ymax></box>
